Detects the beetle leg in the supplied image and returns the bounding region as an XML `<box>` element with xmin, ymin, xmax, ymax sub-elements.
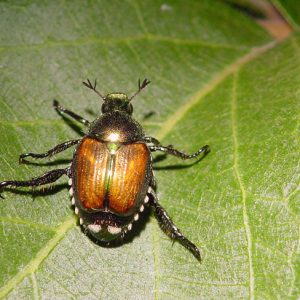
<box><xmin>0</xmin><ymin>168</ymin><xmax>69</xmax><ymax>197</ymax></box>
<box><xmin>149</xmin><ymin>144</ymin><xmax>210</xmax><ymax>160</ymax></box>
<box><xmin>144</xmin><ymin>136</ymin><xmax>161</xmax><ymax>145</ymax></box>
<box><xmin>53</xmin><ymin>100</ymin><xmax>91</xmax><ymax>126</ymax></box>
<box><xmin>19</xmin><ymin>139</ymin><xmax>81</xmax><ymax>164</ymax></box>
<box><xmin>150</xmin><ymin>175</ymin><xmax>157</xmax><ymax>191</ymax></box>
<box><xmin>148</xmin><ymin>188</ymin><xmax>201</xmax><ymax>261</ymax></box>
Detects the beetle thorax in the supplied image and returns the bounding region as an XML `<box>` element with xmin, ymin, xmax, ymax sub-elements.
<box><xmin>89</xmin><ymin>111</ymin><xmax>144</xmax><ymax>143</ymax></box>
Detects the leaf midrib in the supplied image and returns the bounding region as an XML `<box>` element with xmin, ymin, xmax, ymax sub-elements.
<box><xmin>151</xmin><ymin>40</ymin><xmax>278</xmax><ymax>298</ymax></box>
<box><xmin>231</xmin><ymin>71</ymin><xmax>254</xmax><ymax>299</ymax></box>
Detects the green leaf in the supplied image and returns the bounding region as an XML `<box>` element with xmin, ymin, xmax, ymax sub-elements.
<box><xmin>0</xmin><ymin>1</ymin><xmax>299</xmax><ymax>299</ymax></box>
<box><xmin>272</xmin><ymin>0</ymin><xmax>300</xmax><ymax>29</ymax></box>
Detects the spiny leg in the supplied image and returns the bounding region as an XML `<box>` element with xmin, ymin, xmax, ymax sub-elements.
<box><xmin>148</xmin><ymin>188</ymin><xmax>201</xmax><ymax>261</ymax></box>
<box><xmin>0</xmin><ymin>168</ymin><xmax>70</xmax><ymax>198</ymax></box>
<box><xmin>53</xmin><ymin>100</ymin><xmax>90</xmax><ymax>126</ymax></box>
<box><xmin>144</xmin><ymin>136</ymin><xmax>160</xmax><ymax>145</ymax></box>
<box><xmin>149</xmin><ymin>143</ymin><xmax>210</xmax><ymax>160</ymax></box>
<box><xmin>20</xmin><ymin>139</ymin><xmax>81</xmax><ymax>164</ymax></box>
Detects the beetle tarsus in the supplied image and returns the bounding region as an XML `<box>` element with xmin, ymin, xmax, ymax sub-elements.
<box><xmin>19</xmin><ymin>156</ymin><xmax>29</xmax><ymax>164</ymax></box>
<box><xmin>148</xmin><ymin>188</ymin><xmax>201</xmax><ymax>261</ymax></box>
<box><xmin>53</xmin><ymin>100</ymin><xmax>91</xmax><ymax>126</ymax></box>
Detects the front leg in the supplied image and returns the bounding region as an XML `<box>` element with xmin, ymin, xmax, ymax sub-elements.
<box><xmin>148</xmin><ymin>187</ymin><xmax>201</xmax><ymax>261</ymax></box>
<box><xmin>19</xmin><ymin>139</ymin><xmax>80</xmax><ymax>164</ymax></box>
<box><xmin>0</xmin><ymin>167</ymin><xmax>70</xmax><ymax>197</ymax></box>
<box><xmin>53</xmin><ymin>100</ymin><xmax>91</xmax><ymax>126</ymax></box>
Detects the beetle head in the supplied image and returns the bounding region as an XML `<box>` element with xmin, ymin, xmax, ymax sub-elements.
<box><xmin>83</xmin><ymin>78</ymin><xmax>150</xmax><ymax>116</ymax></box>
<box><xmin>101</xmin><ymin>93</ymin><xmax>133</xmax><ymax>115</ymax></box>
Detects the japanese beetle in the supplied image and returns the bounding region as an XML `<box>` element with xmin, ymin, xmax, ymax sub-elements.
<box><xmin>0</xmin><ymin>79</ymin><xmax>210</xmax><ymax>260</ymax></box>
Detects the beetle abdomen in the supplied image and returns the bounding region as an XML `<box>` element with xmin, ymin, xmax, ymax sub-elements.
<box><xmin>73</xmin><ymin>137</ymin><xmax>150</xmax><ymax>215</ymax></box>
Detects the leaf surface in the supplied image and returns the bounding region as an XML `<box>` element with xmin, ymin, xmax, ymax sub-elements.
<box><xmin>0</xmin><ymin>1</ymin><xmax>299</xmax><ymax>299</ymax></box>
<box><xmin>272</xmin><ymin>0</ymin><xmax>300</xmax><ymax>28</ymax></box>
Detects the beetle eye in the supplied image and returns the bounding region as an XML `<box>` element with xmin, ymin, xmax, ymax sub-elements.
<box><xmin>126</xmin><ymin>103</ymin><xmax>133</xmax><ymax>115</ymax></box>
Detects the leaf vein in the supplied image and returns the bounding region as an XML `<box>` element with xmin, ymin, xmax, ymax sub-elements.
<box><xmin>30</xmin><ymin>272</ymin><xmax>39</xmax><ymax>300</ymax></box>
<box><xmin>0</xmin><ymin>35</ymin><xmax>252</xmax><ymax>53</ymax></box>
<box><xmin>0</xmin><ymin>216</ymin><xmax>76</xmax><ymax>298</ymax></box>
<box><xmin>0</xmin><ymin>216</ymin><xmax>56</xmax><ymax>232</ymax></box>
<box><xmin>156</xmin><ymin>41</ymin><xmax>276</xmax><ymax>141</ymax></box>
<box><xmin>231</xmin><ymin>71</ymin><xmax>254</xmax><ymax>300</ymax></box>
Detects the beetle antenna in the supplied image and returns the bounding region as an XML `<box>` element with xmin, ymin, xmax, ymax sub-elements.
<box><xmin>129</xmin><ymin>78</ymin><xmax>151</xmax><ymax>101</ymax></box>
<box><xmin>83</xmin><ymin>79</ymin><xmax>105</xmax><ymax>100</ymax></box>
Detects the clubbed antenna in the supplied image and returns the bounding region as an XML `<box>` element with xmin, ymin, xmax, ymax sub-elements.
<box><xmin>129</xmin><ymin>78</ymin><xmax>151</xmax><ymax>101</ymax></box>
<box><xmin>83</xmin><ymin>79</ymin><xmax>105</xmax><ymax>100</ymax></box>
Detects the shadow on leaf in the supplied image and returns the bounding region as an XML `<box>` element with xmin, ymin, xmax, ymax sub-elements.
<box><xmin>1</xmin><ymin>183</ymin><xmax>68</xmax><ymax>198</ymax></box>
<box><xmin>19</xmin><ymin>159</ymin><xmax>72</xmax><ymax>166</ymax></box>
<box><xmin>153</xmin><ymin>151</ymin><xmax>209</xmax><ymax>171</ymax></box>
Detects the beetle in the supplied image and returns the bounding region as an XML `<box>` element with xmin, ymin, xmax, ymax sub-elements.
<box><xmin>0</xmin><ymin>79</ymin><xmax>209</xmax><ymax>260</ymax></box>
